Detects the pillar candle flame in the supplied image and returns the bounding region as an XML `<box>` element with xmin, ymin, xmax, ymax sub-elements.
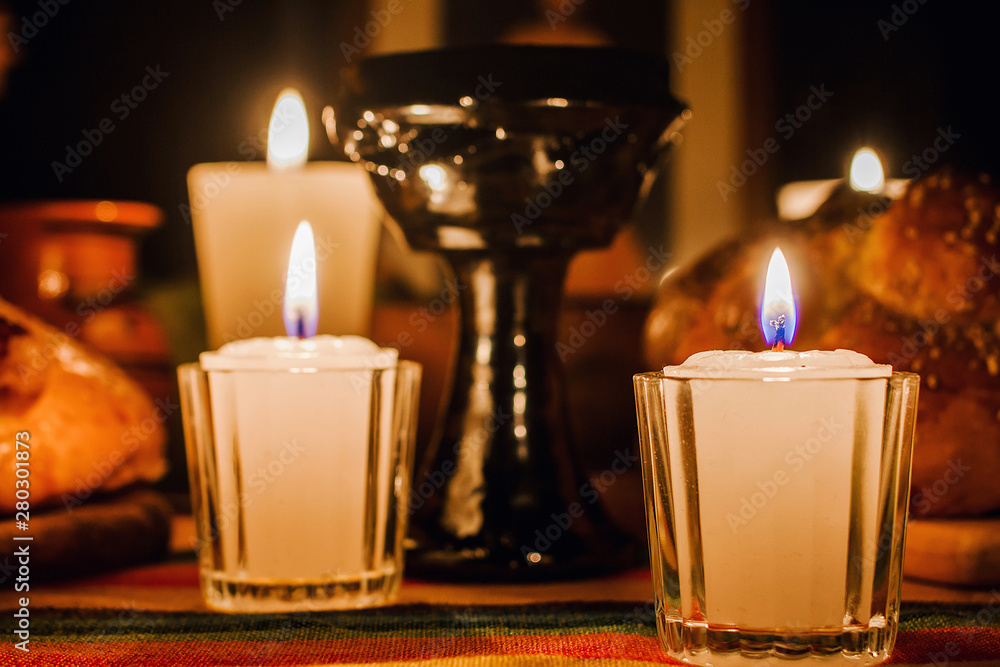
<box><xmin>760</xmin><ymin>248</ymin><xmax>797</xmax><ymax>349</ymax></box>
<box><xmin>849</xmin><ymin>147</ymin><xmax>885</xmax><ymax>193</ymax></box>
<box><xmin>283</xmin><ymin>221</ymin><xmax>318</xmax><ymax>338</ymax></box>
<box><xmin>267</xmin><ymin>88</ymin><xmax>309</xmax><ymax>170</ymax></box>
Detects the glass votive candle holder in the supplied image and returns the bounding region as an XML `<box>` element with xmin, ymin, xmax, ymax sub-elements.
<box><xmin>179</xmin><ymin>357</ymin><xmax>421</xmax><ymax>612</ymax></box>
<box><xmin>634</xmin><ymin>359</ymin><xmax>919</xmax><ymax>666</ymax></box>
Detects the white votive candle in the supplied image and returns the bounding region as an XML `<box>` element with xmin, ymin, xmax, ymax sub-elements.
<box><xmin>662</xmin><ymin>349</ymin><xmax>891</xmax><ymax>629</ymax></box>
<box><xmin>199</xmin><ymin>335</ymin><xmax>398</xmax><ymax>582</ymax></box>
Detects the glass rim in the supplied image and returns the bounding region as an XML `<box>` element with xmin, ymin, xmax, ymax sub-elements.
<box><xmin>178</xmin><ymin>359</ymin><xmax>422</xmax><ymax>375</ymax></box>
<box><xmin>634</xmin><ymin>369</ymin><xmax>919</xmax><ymax>383</ymax></box>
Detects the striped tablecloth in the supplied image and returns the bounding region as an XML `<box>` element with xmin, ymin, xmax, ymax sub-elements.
<box><xmin>7</xmin><ymin>601</ymin><xmax>1000</xmax><ymax>666</ymax></box>
<box><xmin>3</xmin><ymin>559</ymin><xmax>999</xmax><ymax>666</ymax></box>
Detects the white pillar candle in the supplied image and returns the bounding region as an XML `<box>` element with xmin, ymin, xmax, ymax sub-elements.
<box><xmin>187</xmin><ymin>89</ymin><xmax>381</xmax><ymax>349</ymax></box>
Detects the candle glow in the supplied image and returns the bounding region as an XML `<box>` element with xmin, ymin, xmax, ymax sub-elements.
<box><xmin>283</xmin><ymin>221</ymin><xmax>318</xmax><ymax>338</ymax></box>
<box><xmin>267</xmin><ymin>88</ymin><xmax>309</xmax><ymax>170</ymax></box>
<box><xmin>760</xmin><ymin>248</ymin><xmax>797</xmax><ymax>348</ymax></box>
<box><xmin>849</xmin><ymin>147</ymin><xmax>885</xmax><ymax>193</ymax></box>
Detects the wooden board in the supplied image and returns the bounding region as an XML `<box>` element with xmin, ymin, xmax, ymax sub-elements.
<box><xmin>0</xmin><ymin>487</ymin><xmax>172</xmax><ymax>581</ymax></box>
<box><xmin>905</xmin><ymin>517</ymin><xmax>1000</xmax><ymax>587</ymax></box>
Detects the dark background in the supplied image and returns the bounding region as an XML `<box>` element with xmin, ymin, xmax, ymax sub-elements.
<box><xmin>0</xmin><ymin>0</ymin><xmax>997</xmax><ymax>279</ymax></box>
<box><xmin>769</xmin><ymin>2</ymin><xmax>997</xmax><ymax>180</ymax></box>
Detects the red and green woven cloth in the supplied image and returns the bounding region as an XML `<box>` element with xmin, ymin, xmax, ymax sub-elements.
<box><xmin>4</xmin><ymin>602</ymin><xmax>999</xmax><ymax>666</ymax></box>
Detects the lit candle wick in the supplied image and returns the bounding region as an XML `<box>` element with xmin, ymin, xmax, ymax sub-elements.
<box><xmin>770</xmin><ymin>314</ymin><xmax>786</xmax><ymax>352</ymax></box>
<box><xmin>295</xmin><ymin>310</ymin><xmax>307</xmax><ymax>339</ymax></box>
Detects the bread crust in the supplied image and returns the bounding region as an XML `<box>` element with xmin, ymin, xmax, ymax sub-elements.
<box><xmin>0</xmin><ymin>297</ymin><xmax>167</xmax><ymax>514</ymax></box>
<box><xmin>855</xmin><ymin>170</ymin><xmax>1000</xmax><ymax>324</ymax></box>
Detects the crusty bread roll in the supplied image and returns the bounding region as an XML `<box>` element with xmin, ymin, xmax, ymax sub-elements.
<box><xmin>856</xmin><ymin>171</ymin><xmax>1000</xmax><ymax>325</ymax></box>
<box><xmin>644</xmin><ymin>168</ymin><xmax>1000</xmax><ymax>517</ymax></box>
<box><xmin>816</xmin><ymin>295</ymin><xmax>1000</xmax><ymax>517</ymax></box>
<box><xmin>0</xmin><ymin>296</ymin><xmax>167</xmax><ymax>513</ymax></box>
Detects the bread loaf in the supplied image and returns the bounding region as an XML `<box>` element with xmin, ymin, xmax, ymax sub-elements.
<box><xmin>0</xmin><ymin>297</ymin><xmax>167</xmax><ymax>513</ymax></box>
<box><xmin>644</xmin><ymin>168</ymin><xmax>1000</xmax><ymax>517</ymax></box>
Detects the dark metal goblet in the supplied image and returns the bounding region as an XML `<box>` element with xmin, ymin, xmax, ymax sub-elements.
<box><xmin>332</xmin><ymin>45</ymin><xmax>688</xmax><ymax>580</ymax></box>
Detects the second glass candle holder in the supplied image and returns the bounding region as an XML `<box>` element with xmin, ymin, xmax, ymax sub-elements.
<box><xmin>634</xmin><ymin>364</ymin><xmax>919</xmax><ymax>666</ymax></box>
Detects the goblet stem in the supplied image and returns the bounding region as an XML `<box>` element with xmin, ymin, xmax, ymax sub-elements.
<box><xmin>407</xmin><ymin>249</ymin><xmax>633</xmax><ymax>580</ymax></box>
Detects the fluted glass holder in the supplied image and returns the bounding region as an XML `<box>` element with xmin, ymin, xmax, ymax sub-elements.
<box><xmin>179</xmin><ymin>360</ymin><xmax>421</xmax><ymax>612</ymax></box>
<box><xmin>633</xmin><ymin>370</ymin><xmax>919</xmax><ymax>666</ymax></box>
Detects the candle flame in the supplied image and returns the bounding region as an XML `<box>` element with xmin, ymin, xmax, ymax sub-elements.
<box><xmin>267</xmin><ymin>88</ymin><xmax>309</xmax><ymax>170</ymax></box>
<box><xmin>849</xmin><ymin>148</ymin><xmax>884</xmax><ymax>193</ymax></box>
<box><xmin>760</xmin><ymin>248</ymin><xmax>797</xmax><ymax>348</ymax></box>
<box><xmin>283</xmin><ymin>221</ymin><xmax>318</xmax><ymax>338</ymax></box>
